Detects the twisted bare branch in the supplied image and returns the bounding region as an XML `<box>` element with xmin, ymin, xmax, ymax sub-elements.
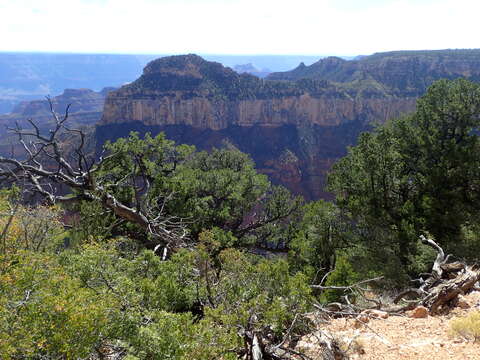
<box><xmin>0</xmin><ymin>98</ymin><xmax>188</xmax><ymax>249</ymax></box>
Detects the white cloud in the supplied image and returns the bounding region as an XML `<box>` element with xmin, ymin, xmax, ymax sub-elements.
<box><xmin>0</xmin><ymin>0</ymin><xmax>479</xmax><ymax>55</ymax></box>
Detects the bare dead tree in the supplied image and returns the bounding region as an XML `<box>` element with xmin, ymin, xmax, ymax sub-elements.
<box><xmin>0</xmin><ymin>98</ymin><xmax>188</xmax><ymax>250</ymax></box>
<box><xmin>392</xmin><ymin>235</ymin><xmax>480</xmax><ymax>314</ymax></box>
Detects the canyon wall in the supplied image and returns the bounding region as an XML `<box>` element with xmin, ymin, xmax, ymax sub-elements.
<box><xmin>102</xmin><ymin>92</ymin><xmax>415</xmax><ymax>130</ymax></box>
<box><xmin>97</xmin><ymin>51</ymin><xmax>480</xmax><ymax>199</ymax></box>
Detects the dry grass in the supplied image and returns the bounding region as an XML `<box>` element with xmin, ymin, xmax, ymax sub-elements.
<box><xmin>449</xmin><ymin>311</ymin><xmax>480</xmax><ymax>342</ymax></box>
<box><xmin>344</xmin><ymin>335</ymin><xmax>367</xmax><ymax>356</ymax></box>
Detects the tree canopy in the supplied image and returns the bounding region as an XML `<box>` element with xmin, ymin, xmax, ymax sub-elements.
<box><xmin>328</xmin><ymin>79</ymin><xmax>480</xmax><ymax>273</ymax></box>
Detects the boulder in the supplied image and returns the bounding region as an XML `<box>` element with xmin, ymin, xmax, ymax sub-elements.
<box><xmin>408</xmin><ymin>306</ymin><xmax>428</xmax><ymax>318</ymax></box>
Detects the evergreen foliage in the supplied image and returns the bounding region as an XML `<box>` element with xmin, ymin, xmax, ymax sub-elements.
<box><xmin>328</xmin><ymin>79</ymin><xmax>480</xmax><ymax>280</ymax></box>
<box><xmin>0</xmin><ymin>143</ymin><xmax>315</xmax><ymax>358</ymax></box>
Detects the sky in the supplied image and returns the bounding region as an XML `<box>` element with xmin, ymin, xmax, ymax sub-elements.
<box><xmin>0</xmin><ymin>0</ymin><xmax>479</xmax><ymax>56</ymax></box>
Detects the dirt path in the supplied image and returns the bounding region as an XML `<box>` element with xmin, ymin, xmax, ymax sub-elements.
<box><xmin>297</xmin><ymin>291</ymin><xmax>480</xmax><ymax>359</ymax></box>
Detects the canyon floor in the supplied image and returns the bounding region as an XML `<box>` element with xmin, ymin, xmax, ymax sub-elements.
<box><xmin>296</xmin><ymin>290</ymin><xmax>480</xmax><ymax>359</ymax></box>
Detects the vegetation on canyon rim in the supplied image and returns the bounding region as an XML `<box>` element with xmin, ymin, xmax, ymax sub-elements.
<box><xmin>1</xmin><ymin>78</ymin><xmax>480</xmax><ymax>358</ymax></box>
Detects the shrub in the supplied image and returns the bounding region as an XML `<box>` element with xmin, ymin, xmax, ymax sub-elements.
<box><xmin>0</xmin><ymin>251</ymin><xmax>114</xmax><ymax>359</ymax></box>
<box><xmin>321</xmin><ymin>253</ymin><xmax>361</xmax><ymax>303</ymax></box>
<box><xmin>449</xmin><ymin>311</ymin><xmax>480</xmax><ymax>341</ymax></box>
<box><xmin>0</xmin><ymin>194</ymin><xmax>65</xmax><ymax>255</ymax></box>
<box><xmin>201</xmin><ymin>248</ymin><xmax>314</xmax><ymax>340</ymax></box>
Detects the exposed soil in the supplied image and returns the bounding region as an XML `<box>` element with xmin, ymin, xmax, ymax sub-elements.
<box><xmin>296</xmin><ymin>291</ymin><xmax>480</xmax><ymax>359</ymax></box>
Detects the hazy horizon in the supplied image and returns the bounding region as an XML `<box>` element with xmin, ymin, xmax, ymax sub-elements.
<box><xmin>2</xmin><ymin>0</ymin><xmax>479</xmax><ymax>55</ymax></box>
<box><xmin>0</xmin><ymin>50</ymin><xmax>348</xmax><ymax>57</ymax></box>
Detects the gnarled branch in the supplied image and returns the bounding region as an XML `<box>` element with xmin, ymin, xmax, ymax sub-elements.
<box><xmin>0</xmin><ymin>98</ymin><xmax>188</xmax><ymax>249</ymax></box>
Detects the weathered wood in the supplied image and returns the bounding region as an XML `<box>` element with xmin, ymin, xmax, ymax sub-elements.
<box><xmin>322</xmin><ymin>236</ymin><xmax>480</xmax><ymax>317</ymax></box>
<box><xmin>394</xmin><ymin>236</ymin><xmax>480</xmax><ymax>314</ymax></box>
<box><xmin>419</xmin><ymin>235</ymin><xmax>446</xmax><ymax>284</ymax></box>
<box><xmin>252</xmin><ymin>334</ymin><xmax>263</xmax><ymax>360</ymax></box>
<box><xmin>393</xmin><ymin>288</ymin><xmax>423</xmax><ymax>304</ymax></box>
<box><xmin>422</xmin><ymin>265</ymin><xmax>480</xmax><ymax>314</ymax></box>
<box><xmin>440</xmin><ymin>262</ymin><xmax>465</xmax><ymax>274</ymax></box>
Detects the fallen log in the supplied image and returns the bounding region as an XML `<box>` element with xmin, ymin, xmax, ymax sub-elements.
<box><xmin>394</xmin><ymin>236</ymin><xmax>480</xmax><ymax>314</ymax></box>
<box><xmin>316</xmin><ymin>235</ymin><xmax>480</xmax><ymax>316</ymax></box>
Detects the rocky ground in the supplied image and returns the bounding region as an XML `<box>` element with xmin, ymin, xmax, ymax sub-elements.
<box><xmin>295</xmin><ymin>291</ymin><xmax>480</xmax><ymax>359</ymax></box>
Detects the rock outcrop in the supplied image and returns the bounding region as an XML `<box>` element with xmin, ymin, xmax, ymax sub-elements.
<box><xmin>97</xmin><ymin>51</ymin><xmax>480</xmax><ymax>199</ymax></box>
<box><xmin>101</xmin><ymin>54</ymin><xmax>415</xmax><ymax>130</ymax></box>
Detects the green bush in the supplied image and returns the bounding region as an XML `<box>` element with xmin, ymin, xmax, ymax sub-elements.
<box><xmin>202</xmin><ymin>248</ymin><xmax>314</xmax><ymax>339</ymax></box>
<box><xmin>289</xmin><ymin>200</ymin><xmax>351</xmax><ymax>281</ymax></box>
<box><xmin>320</xmin><ymin>253</ymin><xmax>361</xmax><ymax>303</ymax></box>
<box><xmin>0</xmin><ymin>251</ymin><xmax>114</xmax><ymax>359</ymax></box>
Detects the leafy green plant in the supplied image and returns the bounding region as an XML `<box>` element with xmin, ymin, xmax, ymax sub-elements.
<box><xmin>0</xmin><ymin>251</ymin><xmax>114</xmax><ymax>359</ymax></box>
<box><xmin>0</xmin><ymin>194</ymin><xmax>65</xmax><ymax>255</ymax></box>
<box><xmin>289</xmin><ymin>200</ymin><xmax>351</xmax><ymax>280</ymax></box>
<box><xmin>320</xmin><ymin>253</ymin><xmax>361</xmax><ymax>303</ymax></box>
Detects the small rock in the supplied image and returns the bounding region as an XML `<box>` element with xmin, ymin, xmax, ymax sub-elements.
<box><xmin>363</xmin><ymin>309</ymin><xmax>389</xmax><ymax>319</ymax></box>
<box><xmin>358</xmin><ymin>314</ymin><xmax>370</xmax><ymax>323</ymax></box>
<box><xmin>456</xmin><ymin>295</ymin><xmax>471</xmax><ymax>309</ymax></box>
<box><xmin>408</xmin><ymin>306</ymin><xmax>429</xmax><ymax>318</ymax></box>
<box><xmin>296</xmin><ymin>340</ymin><xmax>315</xmax><ymax>350</ymax></box>
<box><xmin>354</xmin><ymin>315</ymin><xmax>369</xmax><ymax>328</ymax></box>
<box><xmin>353</xmin><ymin>313</ymin><xmax>370</xmax><ymax>329</ymax></box>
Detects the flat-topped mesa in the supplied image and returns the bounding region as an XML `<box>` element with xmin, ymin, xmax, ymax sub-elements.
<box><xmin>100</xmin><ymin>54</ymin><xmax>415</xmax><ymax>131</ymax></box>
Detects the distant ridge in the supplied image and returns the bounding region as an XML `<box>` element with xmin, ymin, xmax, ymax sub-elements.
<box><xmin>0</xmin><ymin>87</ymin><xmax>113</xmax><ymax>158</ymax></box>
<box><xmin>267</xmin><ymin>49</ymin><xmax>480</xmax><ymax>96</ymax></box>
<box><xmin>0</xmin><ymin>52</ymin><xmax>327</xmax><ymax>114</ymax></box>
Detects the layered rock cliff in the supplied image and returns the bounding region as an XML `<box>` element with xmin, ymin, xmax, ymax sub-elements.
<box><xmin>101</xmin><ymin>54</ymin><xmax>416</xmax><ymax>129</ymax></box>
<box><xmin>97</xmin><ymin>51</ymin><xmax>480</xmax><ymax>199</ymax></box>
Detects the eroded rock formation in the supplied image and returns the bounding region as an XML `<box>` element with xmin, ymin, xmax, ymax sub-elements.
<box><xmin>97</xmin><ymin>51</ymin><xmax>480</xmax><ymax>199</ymax></box>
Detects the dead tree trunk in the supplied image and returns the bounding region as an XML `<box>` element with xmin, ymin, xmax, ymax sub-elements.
<box><xmin>314</xmin><ymin>235</ymin><xmax>479</xmax><ymax>316</ymax></box>
<box><xmin>394</xmin><ymin>235</ymin><xmax>480</xmax><ymax>314</ymax></box>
